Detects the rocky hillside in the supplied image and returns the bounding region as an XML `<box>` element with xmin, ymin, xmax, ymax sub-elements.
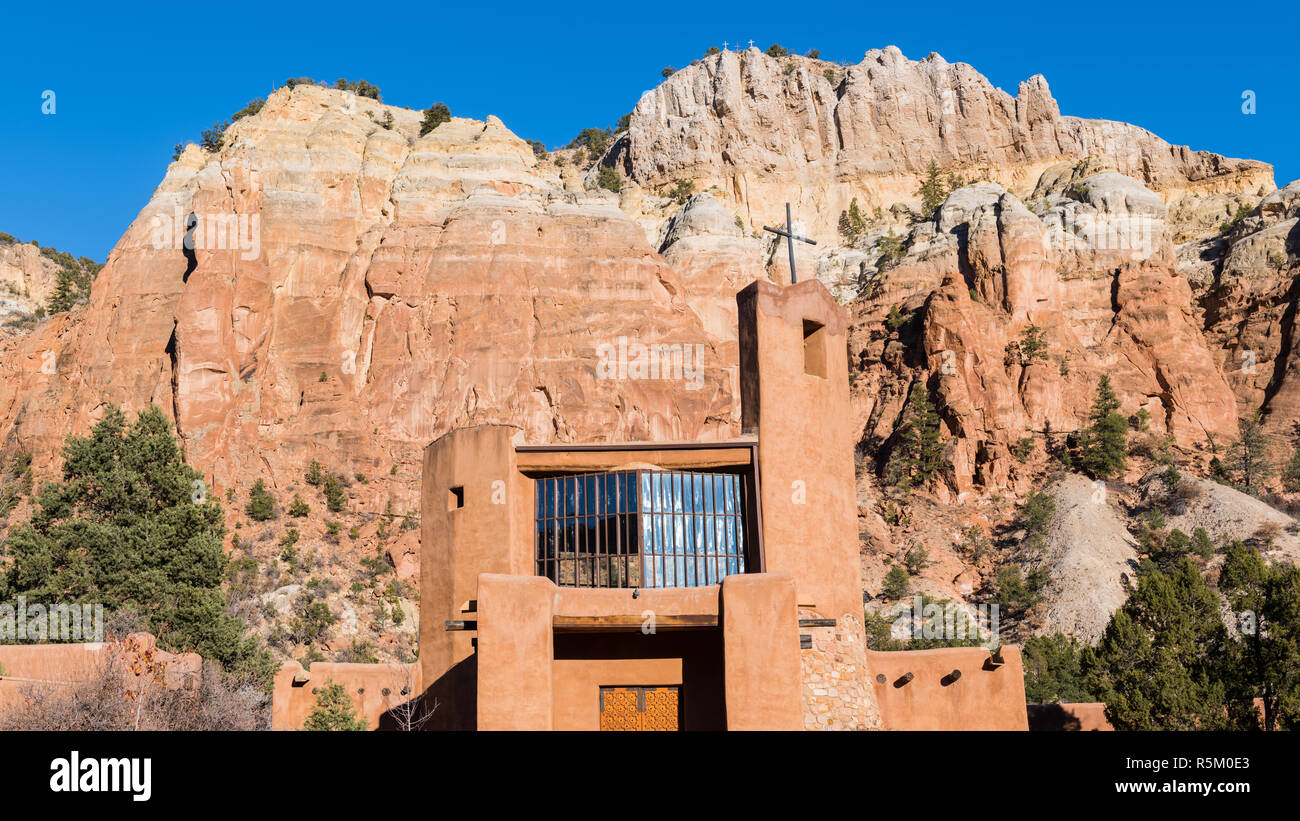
<box><xmin>1</xmin><ymin>45</ymin><xmax>1296</xmax><ymax>662</ymax></box>
<box><xmin>0</xmin><ymin>235</ymin><xmax>100</xmax><ymax>336</ymax></box>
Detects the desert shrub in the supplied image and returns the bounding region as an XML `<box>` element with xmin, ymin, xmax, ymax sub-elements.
<box><xmin>288</xmin><ymin>494</ymin><xmax>310</xmax><ymax>517</ymax></box>
<box><xmin>904</xmin><ymin>546</ymin><xmax>929</xmax><ymax>574</ymax></box>
<box><xmin>0</xmin><ymin>654</ymin><xmax>267</xmax><ymax>731</ymax></box>
<box><xmin>596</xmin><ymin>166</ymin><xmax>622</xmax><ymax>192</ymax></box>
<box><xmin>666</xmin><ymin>178</ymin><xmax>695</xmax><ymax>205</ymax></box>
<box><xmin>289</xmin><ymin>595</ymin><xmax>335</xmax><ymax>644</ymax></box>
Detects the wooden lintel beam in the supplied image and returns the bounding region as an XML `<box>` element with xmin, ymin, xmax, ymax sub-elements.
<box><xmin>551</xmin><ymin>614</ymin><xmax>717</xmax><ymax>632</ymax></box>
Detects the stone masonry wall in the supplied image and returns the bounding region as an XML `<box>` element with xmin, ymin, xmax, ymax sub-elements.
<box><xmin>799</xmin><ymin>610</ymin><xmax>881</xmax><ymax>730</ymax></box>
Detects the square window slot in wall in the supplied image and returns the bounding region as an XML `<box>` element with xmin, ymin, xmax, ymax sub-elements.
<box><xmin>803</xmin><ymin>319</ymin><xmax>827</xmax><ymax>378</ymax></box>
<box><xmin>448</xmin><ymin>486</ymin><xmax>464</xmax><ymax>510</ymax></box>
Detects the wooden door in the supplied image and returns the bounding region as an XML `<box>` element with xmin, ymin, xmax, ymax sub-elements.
<box><xmin>599</xmin><ymin>686</ymin><xmax>680</xmax><ymax>731</ymax></box>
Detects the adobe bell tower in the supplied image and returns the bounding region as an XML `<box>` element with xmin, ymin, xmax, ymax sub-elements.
<box><xmin>737</xmin><ymin>277</ymin><xmax>880</xmax><ymax>729</ymax></box>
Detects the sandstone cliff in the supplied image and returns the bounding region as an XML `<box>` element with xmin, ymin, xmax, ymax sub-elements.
<box><xmin>1</xmin><ymin>47</ymin><xmax>1296</xmax><ymax>659</ymax></box>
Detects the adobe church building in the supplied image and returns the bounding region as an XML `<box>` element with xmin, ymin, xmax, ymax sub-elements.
<box><xmin>273</xmin><ymin>278</ymin><xmax>1029</xmax><ymax>731</ymax></box>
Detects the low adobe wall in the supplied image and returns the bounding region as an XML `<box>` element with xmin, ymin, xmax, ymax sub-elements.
<box><xmin>271</xmin><ymin>662</ymin><xmax>422</xmax><ymax>730</ymax></box>
<box><xmin>0</xmin><ymin>633</ymin><xmax>200</xmax><ymax>712</ymax></box>
<box><xmin>1028</xmin><ymin>702</ymin><xmax>1113</xmax><ymax>731</ymax></box>
<box><xmin>866</xmin><ymin>645</ymin><xmax>1029</xmax><ymax>730</ymax></box>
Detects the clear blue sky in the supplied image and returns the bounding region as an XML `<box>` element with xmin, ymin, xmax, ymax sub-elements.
<box><xmin>2</xmin><ymin>1</ymin><xmax>1295</xmax><ymax>261</ymax></box>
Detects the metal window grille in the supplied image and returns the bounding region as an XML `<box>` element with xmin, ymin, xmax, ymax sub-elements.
<box><xmin>534</xmin><ymin>470</ymin><xmax>748</xmax><ymax>588</ymax></box>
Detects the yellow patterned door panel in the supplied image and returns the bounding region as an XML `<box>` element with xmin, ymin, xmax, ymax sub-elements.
<box><xmin>599</xmin><ymin>686</ymin><xmax>681</xmax><ymax>731</ymax></box>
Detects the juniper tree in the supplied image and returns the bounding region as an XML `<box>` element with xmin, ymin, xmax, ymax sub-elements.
<box><xmin>885</xmin><ymin>382</ymin><xmax>944</xmax><ymax>488</ymax></box>
<box><xmin>1224</xmin><ymin>407</ymin><xmax>1274</xmax><ymax>495</ymax></box>
<box><xmin>246</xmin><ymin>479</ymin><xmax>275</xmax><ymax>521</ymax></box>
<box><xmin>419</xmin><ymin>102</ymin><xmax>451</xmax><ymax>136</ymax></box>
<box><xmin>1079</xmin><ymin>375</ymin><xmax>1128</xmax><ymax>479</ymax></box>
<box><xmin>1218</xmin><ymin>541</ymin><xmax>1300</xmax><ymax>730</ymax></box>
<box><xmin>1081</xmin><ymin>558</ymin><xmax>1248</xmax><ymax>730</ymax></box>
<box><xmin>1022</xmin><ymin>633</ymin><xmax>1095</xmax><ymax>704</ymax></box>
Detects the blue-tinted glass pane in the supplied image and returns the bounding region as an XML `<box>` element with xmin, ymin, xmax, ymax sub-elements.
<box><xmin>602</xmin><ymin>473</ymin><xmax>616</xmax><ymax>516</ymax></box>
<box><xmin>724</xmin><ymin>475</ymin><xmax>736</xmax><ymax>515</ymax></box>
<box><xmin>703</xmin><ymin>474</ymin><xmax>714</xmax><ymax>514</ymax></box>
<box><xmin>563</xmin><ymin>478</ymin><xmax>576</xmax><ymax>517</ymax></box>
<box><xmin>653</xmin><ymin>555</ymin><xmax>664</xmax><ymax>588</ymax></box>
<box><xmin>672</xmin><ymin>474</ymin><xmax>684</xmax><ymax>514</ymax></box>
<box><xmin>582</xmin><ymin>475</ymin><xmax>595</xmax><ymax>515</ymax></box>
<box><xmin>640</xmin><ymin>473</ymin><xmax>651</xmax><ymax>513</ymax></box>
<box><xmin>682</xmin><ymin>475</ymin><xmax>694</xmax><ymax>514</ymax></box>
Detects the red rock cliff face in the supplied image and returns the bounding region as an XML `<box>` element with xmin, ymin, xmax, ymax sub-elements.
<box><xmin>0</xmin><ymin>86</ymin><xmax>736</xmax><ymax>513</ymax></box>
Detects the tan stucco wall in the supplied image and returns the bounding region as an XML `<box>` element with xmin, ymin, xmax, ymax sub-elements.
<box><xmin>468</xmin><ymin>573</ymin><xmax>801</xmax><ymax>730</ymax></box>
<box><xmin>271</xmin><ymin>661</ymin><xmax>421</xmax><ymax>730</ymax></box>
<box><xmin>476</xmin><ymin>574</ymin><xmax>554</xmax><ymax>730</ymax></box>
<box><xmin>721</xmin><ymin>573</ymin><xmax>803</xmax><ymax>730</ymax></box>
<box><xmin>0</xmin><ymin>634</ymin><xmax>200</xmax><ymax>713</ymax></box>
<box><xmin>420</xmin><ymin>424</ymin><xmax>527</xmax><ymax>729</ymax></box>
<box><xmin>867</xmin><ymin>646</ymin><xmax>1029</xmax><ymax>730</ymax></box>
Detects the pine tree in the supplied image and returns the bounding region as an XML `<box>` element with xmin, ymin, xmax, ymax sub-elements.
<box><xmin>324</xmin><ymin>474</ymin><xmax>346</xmax><ymax>513</ymax></box>
<box><xmin>916</xmin><ymin>160</ymin><xmax>947</xmax><ymax>218</ymax></box>
<box><xmin>302</xmin><ymin>680</ymin><xmax>368</xmax><ymax>731</ymax></box>
<box><xmin>882</xmin><ymin>565</ymin><xmax>910</xmax><ymax>599</ymax></box>
<box><xmin>885</xmin><ymin>383</ymin><xmax>945</xmax><ymax>488</ymax></box>
<box><xmin>1082</xmin><ymin>559</ymin><xmax>1248</xmax><ymax>730</ymax></box>
<box><xmin>305</xmin><ymin>459</ymin><xmax>324</xmax><ymax>486</ymax></box>
<box><xmin>839</xmin><ymin>197</ymin><xmax>867</xmax><ymax>241</ymax></box>
<box><xmin>1079</xmin><ymin>375</ymin><xmax>1128</xmax><ymax>480</ymax></box>
<box><xmin>246</xmin><ymin>479</ymin><xmax>276</xmax><ymax>521</ymax></box>
<box><xmin>1225</xmin><ymin>407</ymin><xmax>1274</xmax><ymax>495</ymax></box>
<box><xmin>1282</xmin><ymin>446</ymin><xmax>1300</xmax><ymax>492</ymax></box>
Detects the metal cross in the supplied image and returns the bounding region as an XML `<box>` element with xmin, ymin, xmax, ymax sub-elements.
<box><xmin>722</xmin><ymin>40</ymin><xmax>728</xmax><ymax>50</ymax></box>
<box><xmin>748</xmin><ymin>39</ymin><xmax>755</xmax><ymax>48</ymax></box>
<box><xmin>763</xmin><ymin>203</ymin><xmax>817</xmax><ymax>284</ymax></box>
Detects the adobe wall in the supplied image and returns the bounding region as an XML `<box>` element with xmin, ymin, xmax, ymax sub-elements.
<box><xmin>271</xmin><ymin>661</ymin><xmax>422</xmax><ymax>730</ymax></box>
<box><xmin>552</xmin><ymin>633</ymin><xmax>725</xmax><ymax>730</ymax></box>
<box><xmin>472</xmin><ymin>572</ymin><xmax>802</xmax><ymax>730</ymax></box>
<box><xmin>419</xmin><ymin>424</ymin><xmax>529</xmax><ymax>729</ymax></box>
<box><xmin>738</xmin><ymin>279</ymin><xmax>879</xmax><ymax>729</ymax></box>
<box><xmin>0</xmin><ymin>634</ymin><xmax>200</xmax><ymax>713</ymax></box>
<box><xmin>867</xmin><ymin>645</ymin><xmax>1029</xmax><ymax>731</ymax></box>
